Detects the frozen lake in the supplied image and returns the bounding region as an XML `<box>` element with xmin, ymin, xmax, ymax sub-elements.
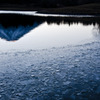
<box><xmin>0</xmin><ymin>14</ymin><xmax>100</xmax><ymax>100</ymax></box>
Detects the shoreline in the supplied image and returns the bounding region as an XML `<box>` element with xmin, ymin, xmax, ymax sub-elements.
<box><xmin>0</xmin><ymin>10</ymin><xmax>100</xmax><ymax>18</ymax></box>
<box><xmin>35</xmin><ymin>12</ymin><xmax>100</xmax><ymax>17</ymax></box>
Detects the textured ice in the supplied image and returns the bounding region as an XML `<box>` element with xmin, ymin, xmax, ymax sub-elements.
<box><xmin>0</xmin><ymin>42</ymin><xmax>100</xmax><ymax>100</ymax></box>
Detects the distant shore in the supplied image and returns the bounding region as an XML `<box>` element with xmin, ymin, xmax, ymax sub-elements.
<box><xmin>38</xmin><ymin>3</ymin><xmax>100</xmax><ymax>15</ymax></box>
<box><xmin>0</xmin><ymin>3</ymin><xmax>100</xmax><ymax>15</ymax></box>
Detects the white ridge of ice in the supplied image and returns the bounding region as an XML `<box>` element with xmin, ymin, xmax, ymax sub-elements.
<box><xmin>0</xmin><ymin>10</ymin><xmax>95</xmax><ymax>17</ymax></box>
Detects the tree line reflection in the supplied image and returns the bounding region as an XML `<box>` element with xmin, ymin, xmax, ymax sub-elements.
<box><xmin>0</xmin><ymin>14</ymin><xmax>100</xmax><ymax>41</ymax></box>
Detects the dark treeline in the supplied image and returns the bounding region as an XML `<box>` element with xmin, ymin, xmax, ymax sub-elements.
<box><xmin>0</xmin><ymin>14</ymin><xmax>100</xmax><ymax>27</ymax></box>
<box><xmin>0</xmin><ymin>0</ymin><xmax>100</xmax><ymax>7</ymax></box>
<box><xmin>39</xmin><ymin>0</ymin><xmax>100</xmax><ymax>7</ymax></box>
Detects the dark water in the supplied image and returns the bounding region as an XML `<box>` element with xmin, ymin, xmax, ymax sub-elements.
<box><xmin>0</xmin><ymin>14</ymin><xmax>100</xmax><ymax>100</ymax></box>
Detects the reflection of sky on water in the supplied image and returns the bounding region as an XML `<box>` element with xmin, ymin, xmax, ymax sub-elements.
<box><xmin>0</xmin><ymin>22</ymin><xmax>99</xmax><ymax>51</ymax></box>
<box><xmin>92</xmin><ymin>24</ymin><xmax>100</xmax><ymax>38</ymax></box>
<box><xmin>0</xmin><ymin>13</ymin><xmax>99</xmax><ymax>51</ymax></box>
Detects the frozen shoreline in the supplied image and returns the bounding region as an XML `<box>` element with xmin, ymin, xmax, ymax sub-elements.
<box><xmin>0</xmin><ymin>10</ymin><xmax>98</xmax><ymax>17</ymax></box>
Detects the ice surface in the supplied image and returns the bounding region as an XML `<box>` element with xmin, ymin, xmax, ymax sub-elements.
<box><xmin>0</xmin><ymin>41</ymin><xmax>100</xmax><ymax>100</ymax></box>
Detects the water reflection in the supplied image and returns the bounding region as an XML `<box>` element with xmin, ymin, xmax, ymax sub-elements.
<box><xmin>0</xmin><ymin>14</ymin><xmax>100</xmax><ymax>41</ymax></box>
<box><xmin>0</xmin><ymin>14</ymin><xmax>100</xmax><ymax>50</ymax></box>
<box><xmin>92</xmin><ymin>24</ymin><xmax>100</xmax><ymax>38</ymax></box>
<box><xmin>0</xmin><ymin>23</ymin><xmax>41</xmax><ymax>41</ymax></box>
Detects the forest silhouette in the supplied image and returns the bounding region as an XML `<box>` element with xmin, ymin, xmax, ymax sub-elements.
<box><xmin>0</xmin><ymin>0</ymin><xmax>100</xmax><ymax>7</ymax></box>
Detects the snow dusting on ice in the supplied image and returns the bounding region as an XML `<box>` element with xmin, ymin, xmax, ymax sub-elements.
<box><xmin>0</xmin><ymin>41</ymin><xmax>100</xmax><ymax>100</ymax></box>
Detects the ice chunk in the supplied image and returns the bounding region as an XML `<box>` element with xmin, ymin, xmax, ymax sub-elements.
<box><xmin>63</xmin><ymin>81</ymin><xmax>71</xmax><ymax>85</ymax></box>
